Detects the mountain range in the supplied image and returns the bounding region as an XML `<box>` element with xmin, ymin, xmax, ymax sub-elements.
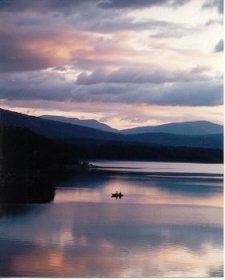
<box><xmin>0</xmin><ymin>108</ymin><xmax>120</xmax><ymax>141</ymax></box>
<box><xmin>121</xmin><ymin>120</ymin><xmax>223</xmax><ymax>135</ymax></box>
<box><xmin>41</xmin><ymin>115</ymin><xmax>223</xmax><ymax>135</ymax></box>
<box><xmin>0</xmin><ymin>108</ymin><xmax>223</xmax><ymax>150</ymax></box>
<box><xmin>40</xmin><ymin>115</ymin><xmax>117</xmax><ymax>133</ymax></box>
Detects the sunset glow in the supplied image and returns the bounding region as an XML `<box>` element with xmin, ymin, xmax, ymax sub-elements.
<box><xmin>0</xmin><ymin>0</ymin><xmax>223</xmax><ymax>128</ymax></box>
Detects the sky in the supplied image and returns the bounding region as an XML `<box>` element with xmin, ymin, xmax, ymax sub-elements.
<box><xmin>0</xmin><ymin>0</ymin><xmax>223</xmax><ymax>129</ymax></box>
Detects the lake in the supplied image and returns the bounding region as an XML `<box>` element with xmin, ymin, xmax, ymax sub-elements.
<box><xmin>0</xmin><ymin>161</ymin><xmax>223</xmax><ymax>277</ymax></box>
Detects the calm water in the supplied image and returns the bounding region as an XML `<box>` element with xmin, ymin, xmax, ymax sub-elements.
<box><xmin>0</xmin><ymin>161</ymin><xmax>223</xmax><ymax>277</ymax></box>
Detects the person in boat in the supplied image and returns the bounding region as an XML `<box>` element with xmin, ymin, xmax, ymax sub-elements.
<box><xmin>111</xmin><ymin>191</ymin><xmax>124</xmax><ymax>198</ymax></box>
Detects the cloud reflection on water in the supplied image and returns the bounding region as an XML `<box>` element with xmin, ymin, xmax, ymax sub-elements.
<box><xmin>0</xmin><ymin>199</ymin><xmax>223</xmax><ymax>277</ymax></box>
<box><xmin>0</xmin><ymin>220</ymin><xmax>223</xmax><ymax>277</ymax></box>
<box><xmin>55</xmin><ymin>172</ymin><xmax>223</xmax><ymax>208</ymax></box>
<box><xmin>0</xmin><ymin>162</ymin><xmax>223</xmax><ymax>277</ymax></box>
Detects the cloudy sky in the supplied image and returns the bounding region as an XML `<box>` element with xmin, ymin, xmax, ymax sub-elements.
<box><xmin>0</xmin><ymin>0</ymin><xmax>223</xmax><ymax>129</ymax></box>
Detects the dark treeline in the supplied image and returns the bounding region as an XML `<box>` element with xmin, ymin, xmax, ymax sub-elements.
<box><xmin>69</xmin><ymin>139</ymin><xmax>223</xmax><ymax>163</ymax></box>
<box><xmin>0</xmin><ymin>125</ymin><xmax>85</xmax><ymax>203</ymax></box>
<box><xmin>0</xmin><ymin>125</ymin><xmax>79</xmax><ymax>172</ymax></box>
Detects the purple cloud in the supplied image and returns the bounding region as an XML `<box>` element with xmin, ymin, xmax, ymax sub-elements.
<box><xmin>202</xmin><ymin>0</ymin><xmax>224</xmax><ymax>14</ymax></box>
<box><xmin>214</xmin><ymin>39</ymin><xmax>224</xmax><ymax>53</ymax></box>
<box><xmin>0</xmin><ymin>71</ymin><xmax>222</xmax><ymax>106</ymax></box>
<box><xmin>98</xmin><ymin>0</ymin><xmax>189</xmax><ymax>9</ymax></box>
<box><xmin>76</xmin><ymin>67</ymin><xmax>211</xmax><ymax>85</ymax></box>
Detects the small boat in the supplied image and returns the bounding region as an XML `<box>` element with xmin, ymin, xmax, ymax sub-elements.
<box><xmin>111</xmin><ymin>191</ymin><xmax>124</xmax><ymax>199</ymax></box>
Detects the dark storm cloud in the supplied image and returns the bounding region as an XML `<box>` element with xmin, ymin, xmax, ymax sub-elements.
<box><xmin>98</xmin><ymin>0</ymin><xmax>189</xmax><ymax>9</ymax></box>
<box><xmin>0</xmin><ymin>0</ymin><xmax>189</xmax><ymax>13</ymax></box>
<box><xmin>0</xmin><ymin>71</ymin><xmax>222</xmax><ymax>106</ymax></box>
<box><xmin>202</xmin><ymin>0</ymin><xmax>224</xmax><ymax>14</ymax></box>
<box><xmin>158</xmin><ymin>82</ymin><xmax>223</xmax><ymax>106</ymax></box>
<box><xmin>0</xmin><ymin>0</ymin><xmax>222</xmax><ymax>112</ymax></box>
<box><xmin>214</xmin><ymin>39</ymin><xmax>224</xmax><ymax>52</ymax></box>
<box><xmin>76</xmin><ymin>67</ymin><xmax>210</xmax><ymax>85</ymax></box>
<box><xmin>0</xmin><ymin>0</ymin><xmax>93</xmax><ymax>13</ymax></box>
<box><xmin>0</xmin><ymin>71</ymin><xmax>73</xmax><ymax>101</ymax></box>
<box><xmin>0</xmin><ymin>0</ymin><xmax>185</xmax><ymax>33</ymax></box>
<box><xmin>0</xmin><ymin>0</ymin><xmax>191</xmax><ymax>73</ymax></box>
<box><xmin>85</xmin><ymin>17</ymin><xmax>181</xmax><ymax>33</ymax></box>
<box><xmin>71</xmin><ymin>81</ymin><xmax>223</xmax><ymax>106</ymax></box>
<box><xmin>0</xmin><ymin>0</ymin><xmax>191</xmax><ymax>35</ymax></box>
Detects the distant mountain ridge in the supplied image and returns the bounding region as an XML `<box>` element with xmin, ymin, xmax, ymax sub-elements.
<box><xmin>40</xmin><ymin>114</ymin><xmax>223</xmax><ymax>135</ymax></box>
<box><xmin>121</xmin><ymin>121</ymin><xmax>223</xmax><ymax>135</ymax></box>
<box><xmin>40</xmin><ymin>115</ymin><xmax>117</xmax><ymax>133</ymax></box>
<box><xmin>0</xmin><ymin>108</ymin><xmax>223</xmax><ymax>150</ymax></box>
<box><xmin>0</xmin><ymin>108</ymin><xmax>121</xmax><ymax>141</ymax></box>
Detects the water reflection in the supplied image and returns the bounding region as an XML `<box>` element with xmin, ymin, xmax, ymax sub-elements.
<box><xmin>0</xmin><ymin>162</ymin><xmax>223</xmax><ymax>277</ymax></box>
<box><xmin>55</xmin><ymin>172</ymin><xmax>223</xmax><ymax>208</ymax></box>
<box><xmin>0</xmin><ymin>200</ymin><xmax>223</xmax><ymax>277</ymax></box>
<box><xmin>0</xmin><ymin>204</ymin><xmax>35</xmax><ymax>218</ymax></box>
<box><xmin>91</xmin><ymin>160</ymin><xmax>223</xmax><ymax>174</ymax></box>
<box><xmin>1</xmin><ymin>232</ymin><xmax>223</xmax><ymax>277</ymax></box>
